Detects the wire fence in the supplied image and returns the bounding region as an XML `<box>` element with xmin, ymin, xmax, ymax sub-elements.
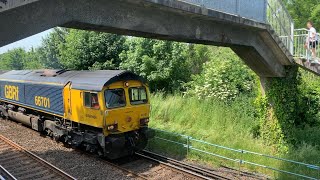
<box><xmin>146</xmin><ymin>128</ymin><xmax>320</xmax><ymax>180</ymax></box>
<box><xmin>266</xmin><ymin>0</ymin><xmax>294</xmax><ymax>54</ymax></box>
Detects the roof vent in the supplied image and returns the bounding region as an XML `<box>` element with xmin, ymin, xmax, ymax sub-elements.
<box><xmin>39</xmin><ymin>69</ymin><xmax>67</xmax><ymax>77</ymax></box>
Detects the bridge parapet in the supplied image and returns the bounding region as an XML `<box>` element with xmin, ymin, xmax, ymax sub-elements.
<box><xmin>180</xmin><ymin>0</ymin><xmax>294</xmax><ymax>54</ymax></box>
<box><xmin>267</xmin><ymin>0</ymin><xmax>294</xmax><ymax>54</ymax></box>
<box><xmin>180</xmin><ymin>0</ymin><xmax>267</xmax><ymax>22</ymax></box>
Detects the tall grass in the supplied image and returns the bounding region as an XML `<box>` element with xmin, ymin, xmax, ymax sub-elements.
<box><xmin>150</xmin><ymin>93</ymin><xmax>268</xmax><ymax>153</ymax></box>
<box><xmin>148</xmin><ymin>93</ymin><xmax>320</xmax><ymax>179</ymax></box>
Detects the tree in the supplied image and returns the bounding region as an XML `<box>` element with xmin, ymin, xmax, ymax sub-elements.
<box><xmin>120</xmin><ymin>38</ymin><xmax>190</xmax><ymax>92</ymax></box>
<box><xmin>0</xmin><ymin>47</ymin><xmax>46</xmax><ymax>70</ymax></box>
<box><xmin>59</xmin><ymin>29</ymin><xmax>126</xmax><ymax>70</ymax></box>
<box><xmin>283</xmin><ymin>0</ymin><xmax>320</xmax><ymax>29</ymax></box>
<box><xmin>187</xmin><ymin>44</ymin><xmax>211</xmax><ymax>75</ymax></box>
<box><xmin>23</xmin><ymin>48</ymin><xmax>45</xmax><ymax>70</ymax></box>
<box><xmin>0</xmin><ymin>48</ymin><xmax>27</xmax><ymax>70</ymax></box>
<box><xmin>38</xmin><ymin>27</ymin><xmax>68</xmax><ymax>69</ymax></box>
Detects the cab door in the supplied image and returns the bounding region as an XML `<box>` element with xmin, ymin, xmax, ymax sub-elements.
<box><xmin>63</xmin><ymin>82</ymin><xmax>72</xmax><ymax>119</ymax></box>
<box><xmin>82</xmin><ymin>91</ymin><xmax>104</xmax><ymax>128</ymax></box>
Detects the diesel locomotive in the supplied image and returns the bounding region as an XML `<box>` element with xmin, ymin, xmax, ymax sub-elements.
<box><xmin>0</xmin><ymin>69</ymin><xmax>152</xmax><ymax>159</ymax></box>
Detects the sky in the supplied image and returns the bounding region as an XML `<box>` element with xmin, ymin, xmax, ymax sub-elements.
<box><xmin>0</xmin><ymin>29</ymin><xmax>53</xmax><ymax>54</ymax></box>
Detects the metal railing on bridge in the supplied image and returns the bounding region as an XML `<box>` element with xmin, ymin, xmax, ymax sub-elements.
<box><xmin>179</xmin><ymin>0</ymin><xmax>294</xmax><ymax>54</ymax></box>
<box><xmin>267</xmin><ymin>0</ymin><xmax>294</xmax><ymax>54</ymax></box>
<box><xmin>293</xmin><ymin>28</ymin><xmax>320</xmax><ymax>62</ymax></box>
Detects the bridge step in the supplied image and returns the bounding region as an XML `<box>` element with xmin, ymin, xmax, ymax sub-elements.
<box><xmin>266</xmin><ymin>27</ymin><xmax>294</xmax><ymax>64</ymax></box>
<box><xmin>295</xmin><ymin>58</ymin><xmax>320</xmax><ymax>75</ymax></box>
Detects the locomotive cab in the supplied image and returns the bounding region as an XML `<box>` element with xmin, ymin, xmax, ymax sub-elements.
<box><xmin>67</xmin><ymin>74</ymin><xmax>152</xmax><ymax>159</ymax></box>
<box><xmin>102</xmin><ymin>80</ymin><xmax>151</xmax><ymax>158</ymax></box>
<box><xmin>104</xmin><ymin>80</ymin><xmax>150</xmax><ymax>134</ymax></box>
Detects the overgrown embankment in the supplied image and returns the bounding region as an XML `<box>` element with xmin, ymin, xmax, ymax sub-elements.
<box><xmin>149</xmin><ymin>92</ymin><xmax>320</xmax><ymax>178</ymax></box>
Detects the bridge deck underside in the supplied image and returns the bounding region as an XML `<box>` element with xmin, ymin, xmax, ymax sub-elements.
<box><xmin>1</xmin><ymin>0</ymin><xmax>317</xmax><ymax>77</ymax></box>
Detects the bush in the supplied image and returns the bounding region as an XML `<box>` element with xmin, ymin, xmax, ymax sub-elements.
<box><xmin>185</xmin><ymin>47</ymin><xmax>256</xmax><ymax>101</ymax></box>
<box><xmin>297</xmin><ymin>70</ymin><xmax>320</xmax><ymax>127</ymax></box>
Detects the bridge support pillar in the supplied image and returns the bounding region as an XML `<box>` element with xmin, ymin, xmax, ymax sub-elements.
<box><xmin>257</xmin><ymin>66</ymin><xmax>299</xmax><ymax>151</ymax></box>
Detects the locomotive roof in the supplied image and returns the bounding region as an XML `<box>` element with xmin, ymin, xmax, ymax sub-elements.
<box><xmin>0</xmin><ymin>70</ymin><xmax>9</xmax><ymax>75</ymax></box>
<box><xmin>0</xmin><ymin>70</ymin><xmax>146</xmax><ymax>91</ymax></box>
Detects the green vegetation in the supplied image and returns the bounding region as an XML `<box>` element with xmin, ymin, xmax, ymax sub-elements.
<box><xmin>0</xmin><ymin>48</ymin><xmax>42</xmax><ymax>70</ymax></box>
<box><xmin>149</xmin><ymin>93</ymin><xmax>260</xmax><ymax>151</ymax></box>
<box><xmin>283</xmin><ymin>0</ymin><xmax>320</xmax><ymax>29</ymax></box>
<box><xmin>185</xmin><ymin>47</ymin><xmax>256</xmax><ymax>101</ymax></box>
<box><xmin>119</xmin><ymin>38</ymin><xmax>191</xmax><ymax>92</ymax></box>
<box><xmin>148</xmin><ymin>93</ymin><xmax>320</xmax><ymax>179</ymax></box>
<box><xmin>60</xmin><ymin>29</ymin><xmax>126</xmax><ymax>70</ymax></box>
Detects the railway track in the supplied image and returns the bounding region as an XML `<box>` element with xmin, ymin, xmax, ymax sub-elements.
<box><xmin>0</xmin><ymin>119</ymin><xmax>239</xmax><ymax>180</ymax></box>
<box><xmin>0</xmin><ymin>165</ymin><xmax>16</xmax><ymax>180</ymax></box>
<box><xmin>0</xmin><ymin>135</ymin><xmax>75</xmax><ymax>180</ymax></box>
<box><xmin>76</xmin><ymin>145</ymin><xmax>232</xmax><ymax>179</ymax></box>
<box><xmin>136</xmin><ymin>150</ymin><xmax>232</xmax><ymax>180</ymax></box>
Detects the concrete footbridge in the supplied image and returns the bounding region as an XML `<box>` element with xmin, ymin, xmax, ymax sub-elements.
<box><xmin>0</xmin><ymin>0</ymin><xmax>318</xmax><ymax>76</ymax></box>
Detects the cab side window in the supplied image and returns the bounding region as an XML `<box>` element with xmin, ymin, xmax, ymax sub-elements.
<box><xmin>84</xmin><ymin>92</ymin><xmax>100</xmax><ymax>109</ymax></box>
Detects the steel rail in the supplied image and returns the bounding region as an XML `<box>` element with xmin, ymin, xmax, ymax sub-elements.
<box><xmin>99</xmin><ymin>158</ymin><xmax>148</xmax><ymax>180</ymax></box>
<box><xmin>73</xmin><ymin>149</ymin><xmax>148</xmax><ymax>180</ymax></box>
<box><xmin>0</xmin><ymin>165</ymin><xmax>16</xmax><ymax>180</ymax></box>
<box><xmin>137</xmin><ymin>150</ymin><xmax>232</xmax><ymax>180</ymax></box>
<box><xmin>0</xmin><ymin>135</ymin><xmax>75</xmax><ymax>180</ymax></box>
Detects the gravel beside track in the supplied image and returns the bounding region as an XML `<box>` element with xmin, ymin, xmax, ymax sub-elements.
<box><xmin>112</xmin><ymin>155</ymin><xmax>199</xmax><ymax>180</ymax></box>
<box><xmin>137</xmin><ymin>151</ymin><xmax>230</xmax><ymax>180</ymax></box>
<box><xmin>0</xmin><ymin>119</ymin><xmax>204</xmax><ymax>180</ymax></box>
<box><xmin>0</xmin><ymin>119</ymin><xmax>136</xmax><ymax>180</ymax></box>
<box><xmin>0</xmin><ymin>135</ymin><xmax>75</xmax><ymax>180</ymax></box>
<box><xmin>0</xmin><ymin>119</ymin><xmax>268</xmax><ymax>180</ymax></box>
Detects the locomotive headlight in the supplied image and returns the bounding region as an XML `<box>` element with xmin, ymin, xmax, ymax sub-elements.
<box><xmin>107</xmin><ymin>124</ymin><xmax>118</xmax><ymax>131</ymax></box>
<box><xmin>124</xmin><ymin>82</ymin><xmax>129</xmax><ymax>87</ymax></box>
<box><xmin>107</xmin><ymin>125</ymin><xmax>114</xmax><ymax>130</ymax></box>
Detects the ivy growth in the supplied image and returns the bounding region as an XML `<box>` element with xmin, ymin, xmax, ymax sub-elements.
<box><xmin>256</xmin><ymin>66</ymin><xmax>300</xmax><ymax>152</ymax></box>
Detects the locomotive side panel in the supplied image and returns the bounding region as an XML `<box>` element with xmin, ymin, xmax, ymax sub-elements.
<box><xmin>0</xmin><ymin>81</ymin><xmax>25</xmax><ymax>104</ymax></box>
<box><xmin>25</xmin><ymin>84</ymin><xmax>64</xmax><ymax>116</ymax></box>
<box><xmin>0</xmin><ymin>80</ymin><xmax>64</xmax><ymax>116</ymax></box>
